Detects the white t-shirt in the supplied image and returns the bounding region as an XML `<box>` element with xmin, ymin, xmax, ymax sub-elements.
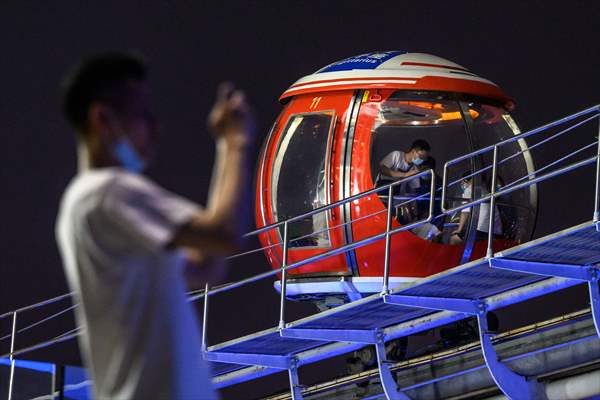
<box><xmin>56</xmin><ymin>168</ymin><xmax>217</xmax><ymax>400</ymax></box>
<box><xmin>380</xmin><ymin>150</ymin><xmax>410</xmax><ymax>175</ymax></box>
<box><xmin>461</xmin><ymin>185</ymin><xmax>502</xmax><ymax>234</ymax></box>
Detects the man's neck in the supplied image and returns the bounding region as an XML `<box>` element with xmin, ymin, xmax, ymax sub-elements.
<box><xmin>77</xmin><ymin>143</ymin><xmax>120</xmax><ymax>172</ymax></box>
<box><xmin>77</xmin><ymin>144</ymin><xmax>92</xmax><ymax>173</ymax></box>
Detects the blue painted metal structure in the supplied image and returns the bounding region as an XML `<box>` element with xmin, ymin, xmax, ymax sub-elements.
<box><xmin>264</xmin><ymin>309</ymin><xmax>600</xmax><ymax>399</ymax></box>
<box><xmin>207</xmin><ymin>222</ymin><xmax>600</xmax><ymax>397</ymax></box>
<box><xmin>201</xmin><ymin>105</ymin><xmax>600</xmax><ymax>400</ymax></box>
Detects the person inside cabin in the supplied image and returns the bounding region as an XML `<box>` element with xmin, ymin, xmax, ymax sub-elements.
<box><xmin>378</xmin><ymin>138</ymin><xmax>431</xmax><ymax>183</ymax></box>
<box><xmin>408</xmin><ymin>156</ymin><xmax>445</xmax><ymax>241</ymax></box>
<box><xmin>377</xmin><ymin>139</ymin><xmax>431</xmax><ymax>224</ymax></box>
<box><xmin>450</xmin><ymin>172</ymin><xmax>503</xmax><ymax>245</ymax></box>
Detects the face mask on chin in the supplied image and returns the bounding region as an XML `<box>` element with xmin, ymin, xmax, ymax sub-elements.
<box><xmin>111</xmin><ymin>136</ymin><xmax>146</xmax><ymax>173</ymax></box>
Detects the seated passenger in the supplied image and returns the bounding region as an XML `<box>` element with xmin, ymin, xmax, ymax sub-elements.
<box><xmin>377</xmin><ymin>139</ymin><xmax>432</xmax><ymax>224</ymax></box>
<box><xmin>378</xmin><ymin>139</ymin><xmax>431</xmax><ymax>182</ymax></box>
<box><xmin>409</xmin><ymin>157</ymin><xmax>444</xmax><ymax>241</ymax></box>
<box><xmin>412</xmin><ymin>156</ymin><xmax>440</xmax><ymax>217</ymax></box>
<box><xmin>450</xmin><ymin>173</ymin><xmax>503</xmax><ymax>245</ymax></box>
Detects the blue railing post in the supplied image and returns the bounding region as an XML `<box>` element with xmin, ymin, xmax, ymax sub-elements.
<box><xmin>202</xmin><ymin>283</ymin><xmax>209</xmax><ymax>352</ymax></box>
<box><xmin>279</xmin><ymin>221</ymin><xmax>289</xmax><ymax>329</ymax></box>
<box><xmin>594</xmin><ymin>112</ymin><xmax>600</xmax><ymax>225</ymax></box>
<box><xmin>8</xmin><ymin>312</ymin><xmax>17</xmax><ymax>400</ymax></box>
<box><xmin>487</xmin><ymin>146</ymin><xmax>499</xmax><ymax>259</ymax></box>
<box><xmin>382</xmin><ymin>183</ymin><xmax>394</xmax><ymax>294</ymax></box>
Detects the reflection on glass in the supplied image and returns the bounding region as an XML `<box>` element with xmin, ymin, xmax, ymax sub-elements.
<box><xmin>272</xmin><ymin>112</ymin><xmax>333</xmax><ymax>248</ymax></box>
<box><xmin>368</xmin><ymin>92</ymin><xmax>536</xmax><ymax>246</ymax></box>
<box><xmin>466</xmin><ymin>103</ymin><xmax>536</xmax><ymax>243</ymax></box>
<box><xmin>370</xmin><ymin>94</ymin><xmax>470</xmax><ymax>243</ymax></box>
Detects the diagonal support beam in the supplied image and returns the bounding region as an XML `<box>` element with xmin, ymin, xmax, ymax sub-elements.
<box><xmin>384</xmin><ymin>287</ymin><xmax>551</xmax><ymax>398</ymax></box>
<box><xmin>280</xmin><ymin>328</ymin><xmax>377</xmax><ymax>344</ymax></box>
<box><xmin>589</xmin><ymin>277</ymin><xmax>600</xmax><ymax>338</ymax></box>
<box><xmin>490</xmin><ymin>258</ymin><xmax>600</xmax><ymax>340</ymax></box>
<box><xmin>288</xmin><ymin>358</ymin><xmax>304</xmax><ymax>400</ymax></box>
<box><xmin>281</xmin><ymin>328</ymin><xmax>411</xmax><ymax>399</ymax></box>
<box><xmin>383</xmin><ymin>294</ymin><xmax>483</xmax><ymax>314</ymax></box>
<box><xmin>477</xmin><ymin>314</ymin><xmax>548</xmax><ymax>400</ymax></box>
<box><xmin>374</xmin><ymin>337</ymin><xmax>411</xmax><ymax>400</ymax></box>
<box><xmin>489</xmin><ymin>258</ymin><xmax>596</xmax><ymax>281</ymax></box>
<box><xmin>204</xmin><ymin>351</ymin><xmax>291</xmax><ymax>369</ymax></box>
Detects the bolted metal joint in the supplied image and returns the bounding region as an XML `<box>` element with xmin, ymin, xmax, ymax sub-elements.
<box><xmin>476</xmin><ymin>300</ymin><xmax>487</xmax><ymax>316</ymax></box>
<box><xmin>289</xmin><ymin>356</ymin><xmax>299</xmax><ymax>370</ymax></box>
<box><xmin>590</xmin><ymin>267</ymin><xmax>599</xmax><ymax>281</ymax></box>
<box><xmin>375</xmin><ymin>329</ymin><xmax>386</xmax><ymax>344</ymax></box>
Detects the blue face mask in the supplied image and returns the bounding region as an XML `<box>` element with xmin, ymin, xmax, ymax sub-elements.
<box><xmin>412</xmin><ymin>157</ymin><xmax>424</xmax><ymax>166</ymax></box>
<box><xmin>112</xmin><ymin>136</ymin><xmax>146</xmax><ymax>173</ymax></box>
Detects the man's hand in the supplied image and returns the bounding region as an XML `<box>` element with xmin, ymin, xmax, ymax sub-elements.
<box><xmin>390</xmin><ymin>168</ymin><xmax>418</xmax><ymax>178</ymax></box>
<box><xmin>207</xmin><ymin>83</ymin><xmax>255</xmax><ymax>147</ymax></box>
<box><xmin>406</xmin><ymin>168</ymin><xmax>420</xmax><ymax>177</ymax></box>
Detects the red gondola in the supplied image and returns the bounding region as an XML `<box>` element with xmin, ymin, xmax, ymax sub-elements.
<box><xmin>255</xmin><ymin>51</ymin><xmax>537</xmax><ymax>305</ymax></box>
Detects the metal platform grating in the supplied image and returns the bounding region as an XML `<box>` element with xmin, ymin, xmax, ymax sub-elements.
<box><xmin>295</xmin><ymin>300</ymin><xmax>431</xmax><ymax>331</ymax></box>
<box><xmin>499</xmin><ymin>223</ymin><xmax>600</xmax><ymax>265</ymax></box>
<box><xmin>211</xmin><ymin>362</ymin><xmax>246</xmax><ymax>376</ymax></box>
<box><xmin>393</xmin><ymin>261</ymin><xmax>543</xmax><ymax>299</ymax></box>
<box><xmin>208</xmin><ymin>221</ymin><xmax>600</xmax><ymax>391</ymax></box>
<box><xmin>213</xmin><ymin>331</ymin><xmax>324</xmax><ymax>356</ymax></box>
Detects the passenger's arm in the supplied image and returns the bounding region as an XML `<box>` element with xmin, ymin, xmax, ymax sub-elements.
<box><xmin>453</xmin><ymin>211</ymin><xmax>470</xmax><ymax>235</ymax></box>
<box><xmin>380</xmin><ymin>164</ymin><xmax>417</xmax><ymax>178</ymax></box>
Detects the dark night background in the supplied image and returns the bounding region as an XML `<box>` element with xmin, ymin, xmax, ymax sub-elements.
<box><xmin>1</xmin><ymin>1</ymin><xmax>599</xmax><ymax>399</ymax></box>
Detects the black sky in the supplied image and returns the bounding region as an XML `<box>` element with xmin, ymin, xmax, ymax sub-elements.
<box><xmin>1</xmin><ymin>1</ymin><xmax>599</xmax><ymax>398</ymax></box>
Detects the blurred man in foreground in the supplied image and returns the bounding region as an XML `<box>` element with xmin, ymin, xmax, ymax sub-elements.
<box><xmin>56</xmin><ymin>53</ymin><xmax>254</xmax><ymax>399</ymax></box>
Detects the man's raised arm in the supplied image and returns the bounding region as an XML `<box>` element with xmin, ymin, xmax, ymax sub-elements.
<box><xmin>169</xmin><ymin>83</ymin><xmax>255</xmax><ymax>256</ymax></box>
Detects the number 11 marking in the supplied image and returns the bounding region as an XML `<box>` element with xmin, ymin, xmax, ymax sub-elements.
<box><xmin>310</xmin><ymin>97</ymin><xmax>322</xmax><ymax>109</ymax></box>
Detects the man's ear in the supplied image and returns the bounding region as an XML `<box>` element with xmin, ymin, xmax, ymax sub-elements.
<box><xmin>87</xmin><ymin>103</ymin><xmax>116</xmax><ymax>142</ymax></box>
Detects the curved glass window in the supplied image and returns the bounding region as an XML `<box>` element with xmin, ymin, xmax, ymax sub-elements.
<box><xmin>368</xmin><ymin>91</ymin><xmax>536</xmax><ymax>245</ymax></box>
<box><xmin>464</xmin><ymin>103</ymin><xmax>537</xmax><ymax>242</ymax></box>
<box><xmin>369</xmin><ymin>93</ymin><xmax>471</xmax><ymax>242</ymax></box>
<box><xmin>370</xmin><ymin>97</ymin><xmax>471</xmax><ymax>180</ymax></box>
<box><xmin>272</xmin><ymin>112</ymin><xmax>334</xmax><ymax>248</ymax></box>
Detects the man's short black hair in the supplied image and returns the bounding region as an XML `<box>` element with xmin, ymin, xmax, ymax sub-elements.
<box><xmin>61</xmin><ymin>52</ymin><xmax>147</xmax><ymax>132</ymax></box>
<box><xmin>421</xmin><ymin>156</ymin><xmax>436</xmax><ymax>170</ymax></box>
<box><xmin>409</xmin><ymin>139</ymin><xmax>431</xmax><ymax>152</ymax></box>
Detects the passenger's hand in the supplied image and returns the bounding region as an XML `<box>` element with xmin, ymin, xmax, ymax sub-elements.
<box><xmin>207</xmin><ymin>82</ymin><xmax>255</xmax><ymax>147</ymax></box>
